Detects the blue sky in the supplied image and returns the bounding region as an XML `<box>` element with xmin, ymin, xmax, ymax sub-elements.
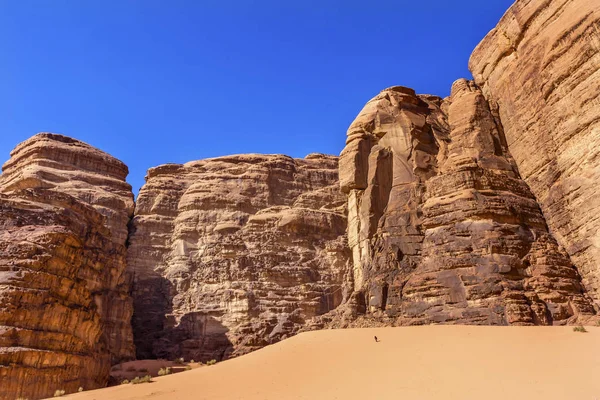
<box><xmin>0</xmin><ymin>0</ymin><xmax>513</xmax><ymax>195</ymax></box>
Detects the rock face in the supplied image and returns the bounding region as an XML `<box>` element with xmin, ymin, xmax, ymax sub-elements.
<box><xmin>1</xmin><ymin>133</ymin><xmax>134</xmax><ymax>245</ymax></box>
<box><xmin>469</xmin><ymin>0</ymin><xmax>600</xmax><ymax>303</ymax></box>
<box><xmin>0</xmin><ymin>134</ymin><xmax>134</xmax><ymax>400</ymax></box>
<box><xmin>338</xmin><ymin>81</ymin><xmax>596</xmax><ymax>325</ymax></box>
<box><xmin>1</xmin><ymin>0</ymin><xmax>599</xmax><ymax>397</ymax></box>
<box><xmin>128</xmin><ymin>154</ymin><xmax>351</xmax><ymax>361</ymax></box>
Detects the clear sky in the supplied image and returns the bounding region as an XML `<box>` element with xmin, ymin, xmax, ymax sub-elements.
<box><xmin>0</xmin><ymin>0</ymin><xmax>514</xmax><ymax>195</ymax></box>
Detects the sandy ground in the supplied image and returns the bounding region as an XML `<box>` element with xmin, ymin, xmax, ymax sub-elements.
<box><xmin>109</xmin><ymin>360</ymin><xmax>201</xmax><ymax>383</ymax></box>
<box><xmin>63</xmin><ymin>326</ymin><xmax>600</xmax><ymax>400</ymax></box>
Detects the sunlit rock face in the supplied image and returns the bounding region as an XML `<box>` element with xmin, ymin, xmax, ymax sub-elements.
<box><xmin>338</xmin><ymin>80</ymin><xmax>597</xmax><ymax>326</ymax></box>
<box><xmin>469</xmin><ymin>0</ymin><xmax>600</xmax><ymax>304</ymax></box>
<box><xmin>128</xmin><ymin>153</ymin><xmax>352</xmax><ymax>361</ymax></box>
<box><xmin>1</xmin><ymin>1</ymin><xmax>600</xmax><ymax>398</ymax></box>
<box><xmin>0</xmin><ymin>133</ymin><xmax>134</xmax><ymax>400</ymax></box>
<box><xmin>1</xmin><ymin>133</ymin><xmax>134</xmax><ymax>245</ymax></box>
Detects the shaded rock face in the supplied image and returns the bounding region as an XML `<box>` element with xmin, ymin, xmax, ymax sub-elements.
<box><xmin>128</xmin><ymin>154</ymin><xmax>351</xmax><ymax>361</ymax></box>
<box><xmin>469</xmin><ymin>0</ymin><xmax>600</xmax><ymax>304</ymax></box>
<box><xmin>339</xmin><ymin>81</ymin><xmax>596</xmax><ymax>326</ymax></box>
<box><xmin>0</xmin><ymin>134</ymin><xmax>134</xmax><ymax>400</ymax></box>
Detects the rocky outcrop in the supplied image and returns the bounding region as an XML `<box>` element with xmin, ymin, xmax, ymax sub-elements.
<box><xmin>0</xmin><ymin>134</ymin><xmax>134</xmax><ymax>400</ymax></box>
<box><xmin>338</xmin><ymin>81</ymin><xmax>596</xmax><ymax>326</ymax></box>
<box><xmin>128</xmin><ymin>154</ymin><xmax>351</xmax><ymax>361</ymax></box>
<box><xmin>1</xmin><ymin>133</ymin><xmax>134</xmax><ymax>245</ymax></box>
<box><xmin>469</xmin><ymin>0</ymin><xmax>600</xmax><ymax>303</ymax></box>
<box><xmin>1</xmin><ymin>0</ymin><xmax>599</xmax><ymax>397</ymax></box>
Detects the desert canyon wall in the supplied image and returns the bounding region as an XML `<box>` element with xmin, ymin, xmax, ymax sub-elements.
<box><xmin>469</xmin><ymin>0</ymin><xmax>600</xmax><ymax>303</ymax></box>
<box><xmin>0</xmin><ymin>0</ymin><xmax>599</xmax><ymax>399</ymax></box>
<box><xmin>127</xmin><ymin>154</ymin><xmax>351</xmax><ymax>362</ymax></box>
<box><xmin>0</xmin><ymin>134</ymin><xmax>135</xmax><ymax>399</ymax></box>
<box><xmin>338</xmin><ymin>80</ymin><xmax>595</xmax><ymax>326</ymax></box>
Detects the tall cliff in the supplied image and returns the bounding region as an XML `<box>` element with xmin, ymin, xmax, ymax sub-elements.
<box><xmin>469</xmin><ymin>0</ymin><xmax>600</xmax><ymax>303</ymax></box>
<box><xmin>0</xmin><ymin>134</ymin><xmax>134</xmax><ymax>400</ymax></box>
<box><xmin>0</xmin><ymin>0</ymin><xmax>599</xmax><ymax>398</ymax></box>
<box><xmin>337</xmin><ymin>80</ymin><xmax>596</xmax><ymax>325</ymax></box>
<box><xmin>127</xmin><ymin>154</ymin><xmax>351</xmax><ymax>361</ymax></box>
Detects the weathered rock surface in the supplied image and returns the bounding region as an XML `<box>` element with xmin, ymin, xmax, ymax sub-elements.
<box><xmin>128</xmin><ymin>154</ymin><xmax>351</xmax><ymax>361</ymax></box>
<box><xmin>0</xmin><ymin>134</ymin><xmax>134</xmax><ymax>400</ymax></box>
<box><xmin>469</xmin><ymin>0</ymin><xmax>600</xmax><ymax>304</ymax></box>
<box><xmin>1</xmin><ymin>133</ymin><xmax>134</xmax><ymax>245</ymax></box>
<box><xmin>1</xmin><ymin>0</ymin><xmax>600</xmax><ymax>397</ymax></box>
<box><xmin>338</xmin><ymin>80</ymin><xmax>597</xmax><ymax>326</ymax></box>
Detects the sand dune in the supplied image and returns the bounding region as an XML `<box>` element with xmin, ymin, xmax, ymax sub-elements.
<box><xmin>66</xmin><ymin>326</ymin><xmax>600</xmax><ymax>400</ymax></box>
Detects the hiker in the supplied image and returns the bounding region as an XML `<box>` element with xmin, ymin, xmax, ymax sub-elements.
<box><xmin>374</xmin><ymin>335</ymin><xmax>379</xmax><ymax>342</ymax></box>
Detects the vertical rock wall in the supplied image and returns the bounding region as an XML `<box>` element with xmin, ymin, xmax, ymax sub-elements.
<box><xmin>469</xmin><ymin>0</ymin><xmax>600</xmax><ymax>303</ymax></box>
<box><xmin>0</xmin><ymin>134</ymin><xmax>134</xmax><ymax>400</ymax></box>
<box><xmin>1</xmin><ymin>1</ymin><xmax>599</xmax><ymax>397</ymax></box>
<box><xmin>127</xmin><ymin>154</ymin><xmax>352</xmax><ymax>361</ymax></box>
<box><xmin>339</xmin><ymin>82</ymin><xmax>596</xmax><ymax>325</ymax></box>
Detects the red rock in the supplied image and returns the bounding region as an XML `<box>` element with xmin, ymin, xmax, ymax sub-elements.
<box><xmin>337</xmin><ymin>80</ymin><xmax>596</xmax><ymax>326</ymax></box>
<box><xmin>0</xmin><ymin>134</ymin><xmax>134</xmax><ymax>400</ymax></box>
<box><xmin>127</xmin><ymin>154</ymin><xmax>351</xmax><ymax>361</ymax></box>
<box><xmin>469</xmin><ymin>0</ymin><xmax>600</xmax><ymax>304</ymax></box>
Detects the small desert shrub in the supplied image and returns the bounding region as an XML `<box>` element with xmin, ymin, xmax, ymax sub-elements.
<box><xmin>185</xmin><ymin>365</ymin><xmax>192</xmax><ymax>371</ymax></box>
<box><xmin>131</xmin><ymin>375</ymin><xmax>153</xmax><ymax>384</ymax></box>
<box><xmin>78</xmin><ymin>387</ymin><xmax>84</xmax><ymax>392</ymax></box>
<box><xmin>53</xmin><ymin>390</ymin><xmax>65</xmax><ymax>397</ymax></box>
<box><xmin>126</xmin><ymin>366</ymin><xmax>137</xmax><ymax>372</ymax></box>
<box><xmin>573</xmin><ymin>325</ymin><xmax>588</xmax><ymax>333</ymax></box>
<box><xmin>173</xmin><ymin>357</ymin><xmax>185</xmax><ymax>365</ymax></box>
<box><xmin>121</xmin><ymin>379</ymin><xmax>130</xmax><ymax>385</ymax></box>
<box><xmin>206</xmin><ymin>359</ymin><xmax>217</xmax><ymax>366</ymax></box>
<box><xmin>158</xmin><ymin>367</ymin><xmax>172</xmax><ymax>376</ymax></box>
<box><xmin>190</xmin><ymin>359</ymin><xmax>195</xmax><ymax>363</ymax></box>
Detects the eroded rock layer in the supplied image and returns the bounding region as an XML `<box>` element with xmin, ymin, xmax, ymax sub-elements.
<box><xmin>338</xmin><ymin>81</ymin><xmax>596</xmax><ymax>326</ymax></box>
<box><xmin>0</xmin><ymin>134</ymin><xmax>134</xmax><ymax>400</ymax></box>
<box><xmin>469</xmin><ymin>0</ymin><xmax>600</xmax><ymax>303</ymax></box>
<box><xmin>128</xmin><ymin>154</ymin><xmax>351</xmax><ymax>361</ymax></box>
<box><xmin>1</xmin><ymin>133</ymin><xmax>134</xmax><ymax>244</ymax></box>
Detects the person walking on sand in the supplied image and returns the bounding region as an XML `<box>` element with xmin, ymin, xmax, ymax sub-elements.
<box><xmin>374</xmin><ymin>336</ymin><xmax>379</xmax><ymax>342</ymax></box>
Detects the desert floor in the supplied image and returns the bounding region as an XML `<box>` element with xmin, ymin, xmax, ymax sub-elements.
<box><xmin>66</xmin><ymin>326</ymin><xmax>600</xmax><ymax>400</ymax></box>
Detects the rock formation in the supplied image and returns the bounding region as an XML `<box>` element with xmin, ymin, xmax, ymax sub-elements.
<box><xmin>1</xmin><ymin>0</ymin><xmax>599</xmax><ymax>398</ymax></box>
<box><xmin>337</xmin><ymin>80</ymin><xmax>596</xmax><ymax>325</ymax></box>
<box><xmin>0</xmin><ymin>134</ymin><xmax>134</xmax><ymax>400</ymax></box>
<box><xmin>127</xmin><ymin>154</ymin><xmax>351</xmax><ymax>361</ymax></box>
<box><xmin>469</xmin><ymin>0</ymin><xmax>600</xmax><ymax>303</ymax></box>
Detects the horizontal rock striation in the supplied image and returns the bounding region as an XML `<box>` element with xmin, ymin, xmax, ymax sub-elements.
<box><xmin>1</xmin><ymin>0</ymin><xmax>599</xmax><ymax>396</ymax></box>
<box><xmin>338</xmin><ymin>80</ymin><xmax>596</xmax><ymax>326</ymax></box>
<box><xmin>1</xmin><ymin>133</ymin><xmax>134</xmax><ymax>244</ymax></box>
<box><xmin>128</xmin><ymin>154</ymin><xmax>352</xmax><ymax>361</ymax></box>
<box><xmin>0</xmin><ymin>134</ymin><xmax>134</xmax><ymax>400</ymax></box>
<box><xmin>469</xmin><ymin>0</ymin><xmax>600</xmax><ymax>304</ymax></box>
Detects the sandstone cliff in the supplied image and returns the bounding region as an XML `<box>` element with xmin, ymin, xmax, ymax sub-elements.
<box><xmin>0</xmin><ymin>134</ymin><xmax>134</xmax><ymax>400</ymax></box>
<box><xmin>1</xmin><ymin>0</ymin><xmax>599</xmax><ymax>397</ymax></box>
<box><xmin>469</xmin><ymin>0</ymin><xmax>600</xmax><ymax>304</ymax></box>
<box><xmin>127</xmin><ymin>154</ymin><xmax>351</xmax><ymax>361</ymax></box>
<box><xmin>337</xmin><ymin>80</ymin><xmax>596</xmax><ymax>326</ymax></box>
